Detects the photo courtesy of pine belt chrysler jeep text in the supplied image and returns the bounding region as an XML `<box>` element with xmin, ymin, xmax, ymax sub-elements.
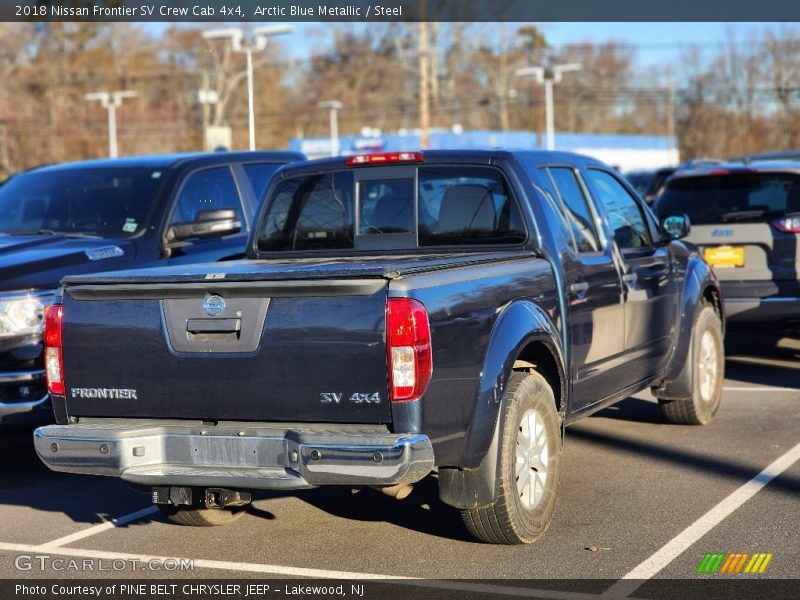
<box><xmin>34</xmin><ymin>150</ymin><xmax>725</xmax><ymax>544</ymax></box>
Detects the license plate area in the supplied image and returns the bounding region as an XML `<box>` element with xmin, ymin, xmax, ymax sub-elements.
<box><xmin>704</xmin><ymin>246</ymin><xmax>745</xmax><ymax>268</ymax></box>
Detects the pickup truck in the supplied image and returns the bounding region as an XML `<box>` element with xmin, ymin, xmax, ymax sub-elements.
<box><xmin>0</xmin><ymin>151</ymin><xmax>303</xmax><ymax>430</ymax></box>
<box><xmin>34</xmin><ymin>150</ymin><xmax>724</xmax><ymax>544</ymax></box>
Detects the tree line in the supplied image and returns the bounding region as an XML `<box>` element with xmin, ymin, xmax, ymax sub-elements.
<box><xmin>0</xmin><ymin>22</ymin><xmax>798</xmax><ymax>177</ymax></box>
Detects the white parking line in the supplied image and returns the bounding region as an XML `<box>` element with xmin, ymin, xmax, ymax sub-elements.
<box><xmin>0</xmin><ymin>541</ymin><xmax>644</xmax><ymax>600</ymax></box>
<box><xmin>603</xmin><ymin>441</ymin><xmax>800</xmax><ymax>598</ymax></box>
<box><xmin>40</xmin><ymin>506</ymin><xmax>158</xmax><ymax>549</ymax></box>
<box><xmin>723</xmin><ymin>386</ymin><xmax>799</xmax><ymax>392</ymax></box>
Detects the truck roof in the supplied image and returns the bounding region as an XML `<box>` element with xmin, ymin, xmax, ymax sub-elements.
<box><xmin>276</xmin><ymin>149</ymin><xmax>606</xmax><ymax>178</ymax></box>
<box><xmin>25</xmin><ymin>151</ymin><xmax>306</xmax><ymax>174</ymax></box>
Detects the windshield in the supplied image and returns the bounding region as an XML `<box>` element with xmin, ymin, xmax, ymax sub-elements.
<box><xmin>256</xmin><ymin>166</ymin><xmax>526</xmax><ymax>252</ymax></box>
<box><xmin>0</xmin><ymin>167</ymin><xmax>168</xmax><ymax>237</ymax></box>
<box><xmin>654</xmin><ymin>173</ymin><xmax>800</xmax><ymax>224</ymax></box>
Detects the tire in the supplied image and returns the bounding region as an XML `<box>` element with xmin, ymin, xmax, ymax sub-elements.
<box><xmin>658</xmin><ymin>302</ymin><xmax>724</xmax><ymax>425</ymax></box>
<box><xmin>461</xmin><ymin>371</ymin><xmax>561</xmax><ymax>544</ymax></box>
<box><xmin>158</xmin><ymin>500</ymin><xmax>246</xmax><ymax>527</ymax></box>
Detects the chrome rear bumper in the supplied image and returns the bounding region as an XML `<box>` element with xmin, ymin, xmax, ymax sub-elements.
<box><xmin>34</xmin><ymin>420</ymin><xmax>434</xmax><ymax>489</ymax></box>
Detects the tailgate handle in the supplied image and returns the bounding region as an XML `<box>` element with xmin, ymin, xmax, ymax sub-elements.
<box><xmin>186</xmin><ymin>318</ymin><xmax>242</xmax><ymax>334</ymax></box>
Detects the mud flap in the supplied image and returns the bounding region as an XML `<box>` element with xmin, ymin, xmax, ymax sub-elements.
<box><xmin>652</xmin><ymin>330</ymin><xmax>694</xmax><ymax>401</ymax></box>
<box><xmin>438</xmin><ymin>411</ymin><xmax>501</xmax><ymax>509</ymax></box>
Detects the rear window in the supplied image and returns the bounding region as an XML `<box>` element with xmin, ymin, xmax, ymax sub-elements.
<box><xmin>655</xmin><ymin>173</ymin><xmax>800</xmax><ymax>225</ymax></box>
<box><xmin>258</xmin><ymin>172</ymin><xmax>354</xmax><ymax>251</ymax></box>
<box><xmin>418</xmin><ymin>168</ymin><xmax>525</xmax><ymax>246</ymax></box>
<box><xmin>256</xmin><ymin>166</ymin><xmax>526</xmax><ymax>251</ymax></box>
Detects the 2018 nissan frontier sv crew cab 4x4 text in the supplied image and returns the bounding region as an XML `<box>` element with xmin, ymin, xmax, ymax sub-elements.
<box><xmin>34</xmin><ymin>150</ymin><xmax>724</xmax><ymax>544</ymax></box>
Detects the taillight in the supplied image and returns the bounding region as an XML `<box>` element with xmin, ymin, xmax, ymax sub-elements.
<box><xmin>708</xmin><ymin>168</ymin><xmax>757</xmax><ymax>175</ymax></box>
<box><xmin>386</xmin><ymin>298</ymin><xmax>432</xmax><ymax>402</ymax></box>
<box><xmin>346</xmin><ymin>152</ymin><xmax>424</xmax><ymax>166</ymax></box>
<box><xmin>771</xmin><ymin>216</ymin><xmax>800</xmax><ymax>233</ymax></box>
<box><xmin>44</xmin><ymin>304</ymin><xmax>64</xmax><ymax>396</ymax></box>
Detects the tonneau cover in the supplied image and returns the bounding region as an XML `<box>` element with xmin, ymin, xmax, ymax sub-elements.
<box><xmin>61</xmin><ymin>251</ymin><xmax>534</xmax><ymax>286</ymax></box>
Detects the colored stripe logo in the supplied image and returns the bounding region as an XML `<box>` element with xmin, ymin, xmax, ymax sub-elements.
<box><xmin>697</xmin><ymin>553</ymin><xmax>773</xmax><ymax>574</ymax></box>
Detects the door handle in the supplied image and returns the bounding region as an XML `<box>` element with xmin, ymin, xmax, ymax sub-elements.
<box><xmin>569</xmin><ymin>282</ymin><xmax>589</xmax><ymax>294</ymax></box>
<box><xmin>187</xmin><ymin>318</ymin><xmax>241</xmax><ymax>334</ymax></box>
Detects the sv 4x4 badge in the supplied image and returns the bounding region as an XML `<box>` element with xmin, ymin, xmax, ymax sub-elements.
<box><xmin>320</xmin><ymin>392</ymin><xmax>381</xmax><ymax>404</ymax></box>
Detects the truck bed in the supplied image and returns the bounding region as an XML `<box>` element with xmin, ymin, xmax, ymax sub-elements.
<box><xmin>58</xmin><ymin>252</ymin><xmax>534</xmax><ymax>425</ymax></box>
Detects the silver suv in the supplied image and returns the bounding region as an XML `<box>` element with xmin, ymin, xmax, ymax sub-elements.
<box><xmin>653</xmin><ymin>162</ymin><xmax>800</xmax><ymax>336</ymax></box>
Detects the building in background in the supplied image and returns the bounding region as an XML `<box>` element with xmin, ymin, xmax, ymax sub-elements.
<box><xmin>289</xmin><ymin>129</ymin><xmax>679</xmax><ymax>172</ymax></box>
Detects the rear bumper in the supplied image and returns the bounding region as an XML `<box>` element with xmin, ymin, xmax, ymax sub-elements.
<box><xmin>724</xmin><ymin>297</ymin><xmax>800</xmax><ymax>324</ymax></box>
<box><xmin>33</xmin><ymin>421</ymin><xmax>434</xmax><ymax>489</ymax></box>
<box><xmin>0</xmin><ymin>369</ymin><xmax>51</xmax><ymax>428</ymax></box>
<box><xmin>0</xmin><ymin>395</ymin><xmax>52</xmax><ymax>427</ymax></box>
<box><xmin>720</xmin><ymin>281</ymin><xmax>800</xmax><ymax>326</ymax></box>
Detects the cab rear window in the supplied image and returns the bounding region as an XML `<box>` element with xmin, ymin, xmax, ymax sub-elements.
<box><xmin>256</xmin><ymin>166</ymin><xmax>526</xmax><ymax>251</ymax></box>
<box><xmin>654</xmin><ymin>173</ymin><xmax>800</xmax><ymax>225</ymax></box>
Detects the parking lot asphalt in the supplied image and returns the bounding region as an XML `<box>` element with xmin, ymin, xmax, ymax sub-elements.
<box><xmin>0</xmin><ymin>340</ymin><xmax>798</xmax><ymax>595</ymax></box>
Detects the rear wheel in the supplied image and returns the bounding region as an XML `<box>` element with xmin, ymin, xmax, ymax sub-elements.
<box><xmin>158</xmin><ymin>499</ymin><xmax>246</xmax><ymax>527</ymax></box>
<box><xmin>658</xmin><ymin>302</ymin><xmax>724</xmax><ymax>425</ymax></box>
<box><xmin>461</xmin><ymin>371</ymin><xmax>561</xmax><ymax>544</ymax></box>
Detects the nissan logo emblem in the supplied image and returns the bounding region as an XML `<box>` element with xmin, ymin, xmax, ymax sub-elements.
<box><xmin>202</xmin><ymin>294</ymin><xmax>225</xmax><ymax>317</ymax></box>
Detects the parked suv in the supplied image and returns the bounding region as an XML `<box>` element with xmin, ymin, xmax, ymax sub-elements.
<box><xmin>625</xmin><ymin>166</ymin><xmax>677</xmax><ymax>204</ymax></box>
<box><xmin>653</xmin><ymin>162</ymin><xmax>800</xmax><ymax>335</ymax></box>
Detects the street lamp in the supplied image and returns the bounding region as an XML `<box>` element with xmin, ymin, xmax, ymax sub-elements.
<box><xmin>84</xmin><ymin>90</ymin><xmax>138</xmax><ymax>158</ymax></box>
<box><xmin>203</xmin><ymin>26</ymin><xmax>293</xmax><ymax>151</ymax></box>
<box><xmin>516</xmin><ymin>63</ymin><xmax>582</xmax><ymax>151</ymax></box>
<box><xmin>317</xmin><ymin>101</ymin><xmax>343</xmax><ymax>157</ymax></box>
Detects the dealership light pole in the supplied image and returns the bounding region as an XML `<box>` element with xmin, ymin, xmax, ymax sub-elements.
<box><xmin>84</xmin><ymin>90</ymin><xmax>138</xmax><ymax>158</ymax></box>
<box><xmin>318</xmin><ymin>101</ymin><xmax>343</xmax><ymax>157</ymax></box>
<box><xmin>516</xmin><ymin>62</ymin><xmax>582</xmax><ymax>150</ymax></box>
<box><xmin>203</xmin><ymin>26</ymin><xmax>293</xmax><ymax>151</ymax></box>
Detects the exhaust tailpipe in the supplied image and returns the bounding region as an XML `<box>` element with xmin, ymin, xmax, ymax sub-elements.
<box><xmin>371</xmin><ymin>483</ymin><xmax>413</xmax><ymax>500</ymax></box>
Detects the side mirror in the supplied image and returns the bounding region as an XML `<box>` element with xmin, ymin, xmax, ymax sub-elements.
<box><xmin>166</xmin><ymin>208</ymin><xmax>241</xmax><ymax>245</ymax></box>
<box><xmin>660</xmin><ymin>213</ymin><xmax>691</xmax><ymax>241</ymax></box>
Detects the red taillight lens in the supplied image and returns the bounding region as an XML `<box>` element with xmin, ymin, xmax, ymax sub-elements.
<box><xmin>386</xmin><ymin>298</ymin><xmax>432</xmax><ymax>402</ymax></box>
<box><xmin>346</xmin><ymin>152</ymin><xmax>424</xmax><ymax>166</ymax></box>
<box><xmin>708</xmin><ymin>168</ymin><xmax>756</xmax><ymax>175</ymax></box>
<box><xmin>44</xmin><ymin>304</ymin><xmax>64</xmax><ymax>396</ymax></box>
<box><xmin>771</xmin><ymin>216</ymin><xmax>800</xmax><ymax>233</ymax></box>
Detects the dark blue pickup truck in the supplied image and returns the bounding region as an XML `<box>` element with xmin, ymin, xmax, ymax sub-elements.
<box><xmin>0</xmin><ymin>151</ymin><xmax>303</xmax><ymax>429</ymax></box>
<box><xmin>35</xmin><ymin>150</ymin><xmax>724</xmax><ymax>543</ymax></box>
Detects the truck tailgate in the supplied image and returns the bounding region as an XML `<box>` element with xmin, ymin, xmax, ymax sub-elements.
<box><xmin>60</xmin><ymin>278</ymin><xmax>392</xmax><ymax>423</ymax></box>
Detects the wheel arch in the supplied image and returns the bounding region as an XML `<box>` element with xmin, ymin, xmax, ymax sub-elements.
<box><xmin>438</xmin><ymin>299</ymin><xmax>565</xmax><ymax>509</ymax></box>
<box><xmin>655</xmin><ymin>256</ymin><xmax>723</xmax><ymax>400</ymax></box>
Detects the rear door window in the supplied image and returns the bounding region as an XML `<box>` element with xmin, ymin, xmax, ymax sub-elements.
<box><xmin>654</xmin><ymin>173</ymin><xmax>800</xmax><ymax>224</ymax></box>
<box><xmin>548</xmin><ymin>167</ymin><xmax>601</xmax><ymax>253</ymax></box>
<box><xmin>535</xmin><ymin>169</ymin><xmax>573</xmax><ymax>250</ymax></box>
